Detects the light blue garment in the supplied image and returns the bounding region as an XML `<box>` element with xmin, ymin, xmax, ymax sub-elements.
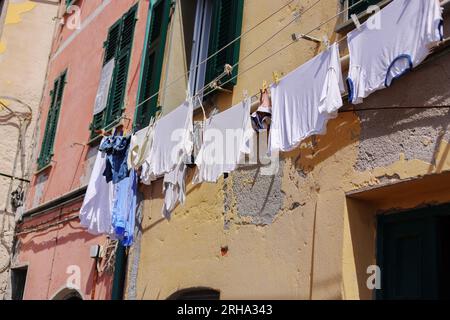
<box><xmin>112</xmin><ymin>169</ymin><xmax>137</xmax><ymax>247</ymax></box>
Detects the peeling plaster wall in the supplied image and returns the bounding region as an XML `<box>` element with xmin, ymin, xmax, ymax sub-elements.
<box><xmin>229</xmin><ymin>162</ymin><xmax>284</xmax><ymax>226</ymax></box>
<box><xmin>130</xmin><ymin>1</ymin><xmax>450</xmax><ymax>300</ymax></box>
<box><xmin>0</xmin><ymin>0</ymin><xmax>57</xmax><ymax>300</ymax></box>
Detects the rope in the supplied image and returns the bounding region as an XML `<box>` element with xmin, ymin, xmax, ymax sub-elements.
<box><xmin>134</xmin><ymin>0</ymin><xmax>321</xmax><ymax>111</ymax></box>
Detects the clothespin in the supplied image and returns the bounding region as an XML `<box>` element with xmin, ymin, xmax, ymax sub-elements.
<box><xmin>186</xmin><ymin>89</ymin><xmax>192</xmax><ymax>102</ymax></box>
<box><xmin>322</xmin><ymin>35</ymin><xmax>331</xmax><ymax>50</ymax></box>
<box><xmin>272</xmin><ymin>71</ymin><xmax>280</xmax><ymax>86</ymax></box>
<box><xmin>262</xmin><ymin>80</ymin><xmax>268</xmax><ymax>92</ymax></box>
<box><xmin>243</xmin><ymin>89</ymin><xmax>248</xmax><ymax>99</ymax></box>
<box><xmin>224</xmin><ymin>64</ymin><xmax>233</xmax><ymax>75</ymax></box>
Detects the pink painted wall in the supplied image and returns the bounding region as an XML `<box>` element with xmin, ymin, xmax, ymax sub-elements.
<box><xmin>26</xmin><ymin>0</ymin><xmax>149</xmax><ymax>207</ymax></box>
<box><xmin>16</xmin><ymin>200</ymin><xmax>112</xmax><ymax>300</ymax></box>
<box><xmin>19</xmin><ymin>0</ymin><xmax>151</xmax><ymax>299</ymax></box>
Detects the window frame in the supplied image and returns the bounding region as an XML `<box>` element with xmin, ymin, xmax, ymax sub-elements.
<box><xmin>89</xmin><ymin>4</ymin><xmax>138</xmax><ymax>139</ymax></box>
<box><xmin>336</xmin><ymin>0</ymin><xmax>390</xmax><ymax>33</ymax></box>
<box><xmin>187</xmin><ymin>0</ymin><xmax>213</xmax><ymax>100</ymax></box>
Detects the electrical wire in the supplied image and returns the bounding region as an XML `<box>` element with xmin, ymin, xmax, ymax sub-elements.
<box><xmin>134</xmin><ymin>0</ymin><xmax>318</xmax><ymax>111</ymax></box>
<box><xmin>199</xmin><ymin>0</ymin><xmax>366</xmax><ymax>99</ymax></box>
<box><xmin>192</xmin><ymin>0</ymin><xmax>326</xmax><ymax>100</ymax></box>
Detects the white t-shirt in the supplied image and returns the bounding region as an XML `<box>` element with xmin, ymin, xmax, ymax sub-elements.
<box><xmin>141</xmin><ymin>101</ymin><xmax>193</xmax><ymax>184</ymax></box>
<box><xmin>347</xmin><ymin>0</ymin><xmax>443</xmax><ymax>104</ymax></box>
<box><xmin>194</xmin><ymin>98</ymin><xmax>254</xmax><ymax>183</ymax></box>
<box><xmin>269</xmin><ymin>43</ymin><xmax>344</xmax><ymax>153</ymax></box>
<box><xmin>80</xmin><ymin>144</ymin><xmax>114</xmax><ymax>235</ymax></box>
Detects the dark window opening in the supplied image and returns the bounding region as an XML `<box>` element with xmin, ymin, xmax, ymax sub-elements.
<box><xmin>11</xmin><ymin>267</ymin><xmax>27</xmax><ymax>300</ymax></box>
<box><xmin>347</xmin><ymin>0</ymin><xmax>383</xmax><ymax>19</ymax></box>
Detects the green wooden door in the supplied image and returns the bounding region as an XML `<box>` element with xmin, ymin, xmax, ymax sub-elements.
<box><xmin>377</xmin><ymin>209</ymin><xmax>440</xmax><ymax>300</ymax></box>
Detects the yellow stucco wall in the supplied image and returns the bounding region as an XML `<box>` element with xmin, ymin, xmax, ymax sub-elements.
<box><xmin>129</xmin><ymin>0</ymin><xmax>450</xmax><ymax>300</ymax></box>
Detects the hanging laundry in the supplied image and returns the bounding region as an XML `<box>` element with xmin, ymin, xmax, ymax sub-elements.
<box><xmin>80</xmin><ymin>139</ymin><xmax>114</xmax><ymax>235</ymax></box>
<box><xmin>251</xmin><ymin>88</ymin><xmax>272</xmax><ymax>132</ymax></box>
<box><xmin>100</xmin><ymin>135</ymin><xmax>131</xmax><ymax>184</ymax></box>
<box><xmin>183</xmin><ymin>120</ymin><xmax>205</xmax><ymax>165</ymax></box>
<box><xmin>194</xmin><ymin>97</ymin><xmax>254</xmax><ymax>183</ymax></box>
<box><xmin>347</xmin><ymin>0</ymin><xmax>443</xmax><ymax>104</ymax></box>
<box><xmin>141</xmin><ymin>101</ymin><xmax>193</xmax><ymax>184</ymax></box>
<box><xmin>269</xmin><ymin>43</ymin><xmax>344</xmax><ymax>153</ymax></box>
<box><xmin>162</xmin><ymin>161</ymin><xmax>187</xmax><ymax>220</ymax></box>
<box><xmin>127</xmin><ymin>123</ymin><xmax>155</xmax><ymax>171</ymax></box>
<box><xmin>111</xmin><ymin>169</ymin><xmax>137</xmax><ymax>247</ymax></box>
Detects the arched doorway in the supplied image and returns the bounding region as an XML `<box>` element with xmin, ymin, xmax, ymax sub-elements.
<box><xmin>167</xmin><ymin>287</ymin><xmax>220</xmax><ymax>300</ymax></box>
<box><xmin>51</xmin><ymin>287</ymin><xmax>83</xmax><ymax>300</ymax></box>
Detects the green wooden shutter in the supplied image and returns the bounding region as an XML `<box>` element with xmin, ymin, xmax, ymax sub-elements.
<box><xmin>90</xmin><ymin>21</ymin><xmax>122</xmax><ymax>135</ymax></box>
<box><xmin>104</xmin><ymin>21</ymin><xmax>122</xmax><ymax>65</ymax></box>
<box><xmin>135</xmin><ymin>0</ymin><xmax>171</xmax><ymax>130</ymax></box>
<box><xmin>90</xmin><ymin>5</ymin><xmax>137</xmax><ymax>138</ymax></box>
<box><xmin>37</xmin><ymin>72</ymin><xmax>66</xmax><ymax>170</ymax></box>
<box><xmin>205</xmin><ymin>0</ymin><xmax>244</xmax><ymax>89</ymax></box>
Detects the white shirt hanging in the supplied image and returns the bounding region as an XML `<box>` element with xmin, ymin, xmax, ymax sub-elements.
<box><xmin>347</xmin><ymin>0</ymin><xmax>443</xmax><ymax>104</ymax></box>
<box><xmin>141</xmin><ymin>101</ymin><xmax>193</xmax><ymax>184</ymax></box>
<box><xmin>269</xmin><ymin>43</ymin><xmax>344</xmax><ymax>153</ymax></box>
<box><xmin>194</xmin><ymin>97</ymin><xmax>254</xmax><ymax>183</ymax></box>
<box><xmin>80</xmin><ymin>142</ymin><xmax>114</xmax><ymax>235</ymax></box>
<box><xmin>127</xmin><ymin>124</ymin><xmax>155</xmax><ymax>171</ymax></box>
<box><xmin>162</xmin><ymin>161</ymin><xmax>187</xmax><ymax>220</ymax></box>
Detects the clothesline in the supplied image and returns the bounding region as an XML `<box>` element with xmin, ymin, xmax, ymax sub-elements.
<box><xmin>80</xmin><ymin>0</ymin><xmax>446</xmax><ymax>241</ymax></box>
<box><xmin>199</xmin><ymin>0</ymin><xmax>367</xmax><ymax>99</ymax></box>
<box><xmin>136</xmin><ymin>0</ymin><xmax>354</xmax><ymax>110</ymax></box>
<box><xmin>193</xmin><ymin>0</ymin><xmax>366</xmax><ymax>101</ymax></box>
<box><xmin>133</xmin><ymin>0</ymin><xmax>301</xmax><ymax>111</ymax></box>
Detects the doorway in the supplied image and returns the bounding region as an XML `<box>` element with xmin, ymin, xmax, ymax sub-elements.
<box><xmin>377</xmin><ymin>204</ymin><xmax>450</xmax><ymax>299</ymax></box>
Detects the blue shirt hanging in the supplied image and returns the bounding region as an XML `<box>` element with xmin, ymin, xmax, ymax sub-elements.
<box><xmin>112</xmin><ymin>169</ymin><xmax>137</xmax><ymax>247</ymax></box>
<box><xmin>99</xmin><ymin>135</ymin><xmax>131</xmax><ymax>184</ymax></box>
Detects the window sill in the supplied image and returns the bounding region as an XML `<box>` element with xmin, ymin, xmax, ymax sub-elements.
<box><xmin>35</xmin><ymin>162</ymin><xmax>53</xmax><ymax>175</ymax></box>
<box><xmin>87</xmin><ymin>119</ymin><xmax>124</xmax><ymax>146</ymax></box>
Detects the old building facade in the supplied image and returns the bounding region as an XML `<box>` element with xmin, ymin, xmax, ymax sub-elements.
<box><xmin>0</xmin><ymin>0</ymin><xmax>58</xmax><ymax>300</ymax></box>
<box><xmin>10</xmin><ymin>0</ymin><xmax>151</xmax><ymax>300</ymax></box>
<box><xmin>7</xmin><ymin>0</ymin><xmax>450</xmax><ymax>300</ymax></box>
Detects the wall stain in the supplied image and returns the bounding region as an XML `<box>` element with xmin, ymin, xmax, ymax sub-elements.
<box><xmin>0</xmin><ymin>1</ymin><xmax>37</xmax><ymax>54</ymax></box>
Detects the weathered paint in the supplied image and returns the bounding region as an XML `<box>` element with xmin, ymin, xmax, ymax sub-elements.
<box><xmin>4</xmin><ymin>1</ymin><xmax>36</xmax><ymax>24</ymax></box>
<box><xmin>16</xmin><ymin>0</ymin><xmax>151</xmax><ymax>300</ymax></box>
<box><xmin>128</xmin><ymin>0</ymin><xmax>450</xmax><ymax>300</ymax></box>
<box><xmin>0</xmin><ymin>0</ymin><xmax>57</xmax><ymax>299</ymax></box>
<box><xmin>0</xmin><ymin>0</ymin><xmax>37</xmax><ymax>53</ymax></box>
<box><xmin>14</xmin><ymin>200</ymin><xmax>113</xmax><ymax>300</ymax></box>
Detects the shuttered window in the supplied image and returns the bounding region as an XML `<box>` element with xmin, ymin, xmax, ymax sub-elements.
<box><xmin>65</xmin><ymin>0</ymin><xmax>75</xmax><ymax>8</ymax></box>
<box><xmin>37</xmin><ymin>71</ymin><xmax>67</xmax><ymax>170</ymax></box>
<box><xmin>347</xmin><ymin>0</ymin><xmax>382</xmax><ymax>19</ymax></box>
<box><xmin>90</xmin><ymin>5</ymin><xmax>138</xmax><ymax>138</ymax></box>
<box><xmin>205</xmin><ymin>0</ymin><xmax>244</xmax><ymax>88</ymax></box>
<box><xmin>134</xmin><ymin>0</ymin><xmax>171</xmax><ymax>130</ymax></box>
